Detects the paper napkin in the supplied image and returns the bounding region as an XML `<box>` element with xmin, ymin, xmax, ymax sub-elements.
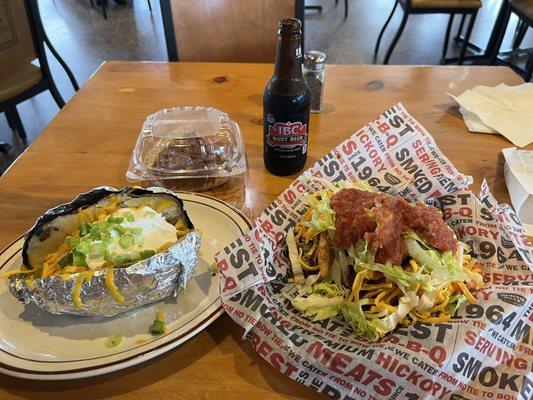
<box><xmin>457</xmin><ymin>106</ymin><xmax>497</xmax><ymax>134</ymax></box>
<box><xmin>448</xmin><ymin>83</ymin><xmax>533</xmax><ymax>147</ymax></box>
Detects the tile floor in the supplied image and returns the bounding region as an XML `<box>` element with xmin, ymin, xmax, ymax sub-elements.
<box><xmin>0</xmin><ymin>0</ymin><xmax>531</xmax><ymax>173</ymax></box>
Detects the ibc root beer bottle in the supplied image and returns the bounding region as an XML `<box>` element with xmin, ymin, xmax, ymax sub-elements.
<box><xmin>263</xmin><ymin>18</ymin><xmax>311</xmax><ymax>176</ymax></box>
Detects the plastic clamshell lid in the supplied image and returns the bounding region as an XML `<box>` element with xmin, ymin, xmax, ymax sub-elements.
<box><xmin>127</xmin><ymin>107</ymin><xmax>246</xmax><ymax>181</ymax></box>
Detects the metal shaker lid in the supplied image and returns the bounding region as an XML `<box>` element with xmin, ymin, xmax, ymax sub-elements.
<box><xmin>304</xmin><ymin>51</ymin><xmax>326</xmax><ymax>70</ymax></box>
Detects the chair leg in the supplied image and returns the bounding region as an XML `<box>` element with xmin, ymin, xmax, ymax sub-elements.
<box><xmin>513</xmin><ymin>21</ymin><xmax>528</xmax><ymax>51</ymax></box>
<box><xmin>383</xmin><ymin>10</ymin><xmax>408</xmax><ymax>65</ymax></box>
<box><xmin>525</xmin><ymin>56</ymin><xmax>532</xmax><ymax>82</ymax></box>
<box><xmin>458</xmin><ymin>12</ymin><xmax>476</xmax><ymax>65</ymax></box>
<box><xmin>454</xmin><ymin>14</ymin><xmax>466</xmax><ymax>42</ymax></box>
<box><xmin>335</xmin><ymin>0</ymin><xmax>339</xmax><ymax>6</ymax></box>
<box><xmin>28</xmin><ymin>1</ymin><xmax>80</xmax><ymax>92</ymax></box>
<box><xmin>490</xmin><ymin>5</ymin><xmax>512</xmax><ymax>65</ymax></box>
<box><xmin>344</xmin><ymin>0</ymin><xmax>348</xmax><ymax>19</ymax></box>
<box><xmin>102</xmin><ymin>0</ymin><xmax>107</xmax><ymax>19</ymax></box>
<box><xmin>5</xmin><ymin>107</ymin><xmax>28</xmax><ymax>147</ymax></box>
<box><xmin>373</xmin><ymin>0</ymin><xmax>399</xmax><ymax>63</ymax></box>
<box><xmin>47</xmin><ymin>80</ymin><xmax>66</xmax><ymax>109</ymax></box>
<box><xmin>90</xmin><ymin>0</ymin><xmax>94</xmax><ymax>6</ymax></box>
<box><xmin>441</xmin><ymin>14</ymin><xmax>454</xmax><ymax>64</ymax></box>
<box><xmin>305</xmin><ymin>5</ymin><xmax>323</xmax><ymax>12</ymax></box>
<box><xmin>42</xmin><ymin>35</ymin><xmax>79</xmax><ymax>92</ymax></box>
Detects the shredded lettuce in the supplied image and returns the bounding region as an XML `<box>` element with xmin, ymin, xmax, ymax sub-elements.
<box><xmin>372</xmin><ymin>291</ymin><xmax>419</xmax><ymax>337</ymax></box>
<box><xmin>292</xmin><ymin>294</ymin><xmax>344</xmax><ymax>321</ymax></box>
<box><xmin>347</xmin><ymin>241</ymin><xmax>426</xmax><ymax>293</ymax></box>
<box><xmin>312</xmin><ymin>282</ymin><xmax>347</xmax><ymax>297</ymax></box>
<box><xmin>302</xmin><ymin>189</ymin><xmax>336</xmax><ymax>234</ymax></box>
<box><xmin>365</xmin><ymin>262</ymin><xmax>428</xmax><ymax>294</ymax></box>
<box><xmin>286</xmin><ymin>229</ymin><xmax>306</xmax><ymax>289</ymax></box>
<box><xmin>301</xmin><ymin>274</ymin><xmax>322</xmax><ymax>294</ymax></box>
<box><xmin>329</xmin><ymin>256</ymin><xmax>342</xmax><ymax>285</ymax></box>
<box><xmin>300</xmin><ymin>175</ymin><xmax>374</xmax><ymax>194</ymax></box>
<box><xmin>445</xmin><ymin>294</ymin><xmax>467</xmax><ymax>316</ymax></box>
<box><xmin>291</xmin><ymin>283</ymin><xmax>347</xmax><ymax>320</ymax></box>
<box><xmin>404</xmin><ymin>231</ymin><xmax>443</xmax><ymax>272</ymax></box>
<box><xmin>291</xmin><ymin>282</ymin><xmax>347</xmax><ymax>321</ymax></box>
<box><xmin>417</xmin><ymin>290</ymin><xmax>439</xmax><ymax>312</ymax></box>
<box><xmin>405</xmin><ymin>232</ymin><xmax>483</xmax><ymax>289</ymax></box>
<box><xmin>341</xmin><ymin>299</ymin><xmax>379</xmax><ymax>340</ymax></box>
<box><xmin>347</xmin><ymin>240</ymin><xmax>375</xmax><ymax>264</ymax></box>
<box><xmin>335</xmin><ymin>249</ymin><xmax>351</xmax><ymax>287</ymax></box>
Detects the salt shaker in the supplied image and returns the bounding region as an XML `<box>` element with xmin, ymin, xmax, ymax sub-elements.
<box><xmin>303</xmin><ymin>51</ymin><xmax>326</xmax><ymax>113</ymax></box>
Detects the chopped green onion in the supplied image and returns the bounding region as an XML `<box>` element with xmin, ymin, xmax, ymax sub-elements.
<box><xmin>76</xmin><ymin>240</ymin><xmax>91</xmax><ymax>255</ymax></box>
<box><xmin>149</xmin><ymin>320</ymin><xmax>165</xmax><ymax>335</ymax></box>
<box><xmin>107</xmin><ymin>216</ymin><xmax>124</xmax><ymax>224</ymax></box>
<box><xmin>79</xmin><ymin>221</ymin><xmax>93</xmax><ymax>236</ymax></box>
<box><xmin>105</xmin><ymin>333</ymin><xmax>123</xmax><ymax>348</ymax></box>
<box><xmin>72</xmin><ymin>250</ymin><xmax>88</xmax><ymax>267</ymax></box>
<box><xmin>130</xmin><ymin>227</ymin><xmax>143</xmax><ymax>237</ymax></box>
<box><xmin>66</xmin><ymin>236</ymin><xmax>80</xmax><ymax>249</ymax></box>
<box><xmin>114</xmin><ymin>224</ymin><xmax>127</xmax><ymax>235</ymax></box>
<box><xmin>105</xmin><ymin>249</ymin><xmax>124</xmax><ymax>265</ymax></box>
<box><xmin>95</xmin><ymin>220</ymin><xmax>110</xmax><ymax>232</ymax></box>
<box><xmin>124</xmin><ymin>214</ymin><xmax>135</xmax><ymax>222</ymax></box>
<box><xmin>102</xmin><ymin>233</ymin><xmax>114</xmax><ymax>244</ymax></box>
<box><xmin>112</xmin><ymin>254</ymin><xmax>125</xmax><ymax>265</ymax></box>
<box><xmin>140</xmin><ymin>249</ymin><xmax>155</xmax><ymax>259</ymax></box>
<box><xmin>209</xmin><ymin>262</ymin><xmax>218</xmax><ymax>273</ymax></box>
<box><xmin>123</xmin><ymin>252</ymin><xmax>140</xmax><ymax>263</ymax></box>
<box><xmin>59</xmin><ymin>252</ymin><xmax>73</xmax><ymax>268</ymax></box>
<box><xmin>89</xmin><ymin>242</ymin><xmax>107</xmax><ymax>257</ymax></box>
<box><xmin>119</xmin><ymin>234</ymin><xmax>134</xmax><ymax>249</ymax></box>
<box><xmin>89</xmin><ymin>227</ymin><xmax>102</xmax><ymax>240</ymax></box>
<box><xmin>145</xmin><ymin>211</ymin><xmax>156</xmax><ymax>218</ymax></box>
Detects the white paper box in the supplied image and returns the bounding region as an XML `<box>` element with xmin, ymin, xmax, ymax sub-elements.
<box><xmin>503</xmin><ymin>147</ymin><xmax>533</xmax><ymax>236</ymax></box>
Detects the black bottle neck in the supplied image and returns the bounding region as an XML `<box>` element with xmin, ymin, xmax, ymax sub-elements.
<box><xmin>273</xmin><ymin>35</ymin><xmax>303</xmax><ymax>81</ymax></box>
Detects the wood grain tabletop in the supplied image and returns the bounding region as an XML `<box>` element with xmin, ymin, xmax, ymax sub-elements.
<box><xmin>0</xmin><ymin>62</ymin><xmax>527</xmax><ymax>399</ymax></box>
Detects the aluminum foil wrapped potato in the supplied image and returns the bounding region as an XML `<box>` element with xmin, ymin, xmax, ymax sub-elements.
<box><xmin>7</xmin><ymin>186</ymin><xmax>201</xmax><ymax>317</ymax></box>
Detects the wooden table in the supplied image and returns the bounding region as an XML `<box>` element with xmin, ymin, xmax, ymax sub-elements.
<box><xmin>0</xmin><ymin>62</ymin><xmax>526</xmax><ymax>399</ymax></box>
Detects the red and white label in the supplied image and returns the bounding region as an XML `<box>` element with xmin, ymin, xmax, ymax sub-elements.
<box><xmin>267</xmin><ymin>121</ymin><xmax>307</xmax><ymax>148</ymax></box>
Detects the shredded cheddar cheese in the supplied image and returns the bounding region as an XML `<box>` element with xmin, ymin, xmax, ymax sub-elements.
<box><xmin>72</xmin><ymin>273</ymin><xmax>87</xmax><ymax>308</ymax></box>
<box><xmin>25</xmin><ymin>279</ymin><xmax>36</xmax><ymax>291</ymax></box>
<box><xmin>105</xmin><ymin>268</ymin><xmax>125</xmax><ymax>303</ymax></box>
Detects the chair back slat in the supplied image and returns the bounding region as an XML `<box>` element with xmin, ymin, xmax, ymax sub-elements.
<box><xmin>167</xmin><ymin>0</ymin><xmax>297</xmax><ymax>62</ymax></box>
<box><xmin>0</xmin><ymin>0</ymin><xmax>36</xmax><ymax>79</ymax></box>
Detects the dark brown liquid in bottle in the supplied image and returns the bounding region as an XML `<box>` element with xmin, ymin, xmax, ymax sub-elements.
<box><xmin>263</xmin><ymin>18</ymin><xmax>311</xmax><ymax>176</ymax></box>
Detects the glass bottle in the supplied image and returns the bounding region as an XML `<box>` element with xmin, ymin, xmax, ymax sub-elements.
<box><xmin>263</xmin><ymin>18</ymin><xmax>311</xmax><ymax>176</ymax></box>
<box><xmin>303</xmin><ymin>51</ymin><xmax>326</xmax><ymax>113</ymax></box>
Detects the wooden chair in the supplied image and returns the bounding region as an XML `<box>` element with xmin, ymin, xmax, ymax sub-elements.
<box><xmin>490</xmin><ymin>0</ymin><xmax>532</xmax><ymax>81</ymax></box>
<box><xmin>0</xmin><ymin>0</ymin><xmax>79</xmax><ymax>146</ymax></box>
<box><xmin>90</xmin><ymin>0</ymin><xmax>152</xmax><ymax>20</ymax></box>
<box><xmin>159</xmin><ymin>0</ymin><xmax>305</xmax><ymax>62</ymax></box>
<box><xmin>306</xmin><ymin>0</ymin><xmax>349</xmax><ymax>19</ymax></box>
<box><xmin>374</xmin><ymin>0</ymin><xmax>482</xmax><ymax>65</ymax></box>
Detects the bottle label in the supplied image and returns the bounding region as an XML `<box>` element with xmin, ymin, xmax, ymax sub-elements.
<box><xmin>266</xmin><ymin>121</ymin><xmax>308</xmax><ymax>150</ymax></box>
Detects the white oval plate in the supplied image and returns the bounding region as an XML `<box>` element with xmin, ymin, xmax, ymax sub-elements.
<box><xmin>0</xmin><ymin>192</ymin><xmax>252</xmax><ymax>380</ymax></box>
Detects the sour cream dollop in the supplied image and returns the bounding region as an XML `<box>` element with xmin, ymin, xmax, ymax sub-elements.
<box><xmin>86</xmin><ymin>206</ymin><xmax>177</xmax><ymax>269</ymax></box>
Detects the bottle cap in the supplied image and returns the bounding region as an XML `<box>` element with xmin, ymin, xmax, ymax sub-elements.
<box><xmin>304</xmin><ymin>51</ymin><xmax>326</xmax><ymax>71</ymax></box>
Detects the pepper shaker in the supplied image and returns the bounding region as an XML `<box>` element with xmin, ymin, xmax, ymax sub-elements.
<box><xmin>303</xmin><ymin>51</ymin><xmax>326</xmax><ymax>113</ymax></box>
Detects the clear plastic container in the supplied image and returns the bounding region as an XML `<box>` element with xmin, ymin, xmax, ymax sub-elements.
<box><xmin>126</xmin><ymin>107</ymin><xmax>246</xmax><ymax>191</ymax></box>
